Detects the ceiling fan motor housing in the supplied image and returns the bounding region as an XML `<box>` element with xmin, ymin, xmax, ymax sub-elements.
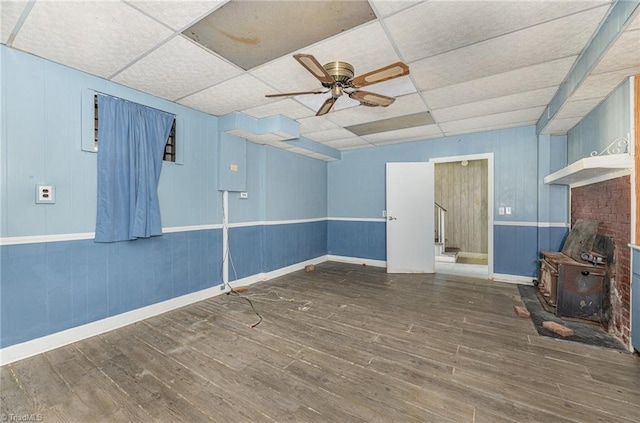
<box><xmin>322</xmin><ymin>61</ymin><xmax>354</xmax><ymax>86</ymax></box>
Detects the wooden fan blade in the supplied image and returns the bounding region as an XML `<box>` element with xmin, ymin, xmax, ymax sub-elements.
<box><xmin>349</xmin><ymin>91</ymin><xmax>396</xmax><ymax>107</ymax></box>
<box><xmin>349</xmin><ymin>62</ymin><xmax>410</xmax><ymax>88</ymax></box>
<box><xmin>316</xmin><ymin>97</ymin><xmax>337</xmax><ymax>116</ymax></box>
<box><xmin>294</xmin><ymin>54</ymin><xmax>334</xmax><ymax>85</ymax></box>
<box><xmin>265</xmin><ymin>89</ymin><xmax>326</xmax><ymax>98</ymax></box>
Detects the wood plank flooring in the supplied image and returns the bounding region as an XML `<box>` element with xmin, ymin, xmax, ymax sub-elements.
<box><xmin>2</xmin><ymin>262</ymin><xmax>639</xmax><ymax>422</ymax></box>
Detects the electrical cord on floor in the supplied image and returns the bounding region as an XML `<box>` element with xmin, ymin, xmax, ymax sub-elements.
<box><xmin>247</xmin><ymin>290</ymin><xmax>313</xmax><ymax>312</ymax></box>
<box><xmin>220</xmin><ymin>195</ymin><xmax>263</xmax><ymax>328</ymax></box>
<box><xmin>219</xmin><ymin>251</ymin><xmax>263</xmax><ymax>328</ymax></box>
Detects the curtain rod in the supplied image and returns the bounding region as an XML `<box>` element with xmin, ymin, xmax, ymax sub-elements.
<box><xmin>94</xmin><ymin>90</ymin><xmax>177</xmax><ymax>118</ymax></box>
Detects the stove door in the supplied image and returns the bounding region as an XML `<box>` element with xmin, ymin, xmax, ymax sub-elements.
<box><xmin>557</xmin><ymin>264</ymin><xmax>605</xmax><ymax>322</ymax></box>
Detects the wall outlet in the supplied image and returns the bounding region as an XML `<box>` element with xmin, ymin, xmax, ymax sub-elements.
<box><xmin>36</xmin><ymin>185</ymin><xmax>55</xmax><ymax>204</ymax></box>
<box><xmin>505</xmin><ymin>206</ymin><xmax>512</xmax><ymax>215</ymax></box>
<box><xmin>239</xmin><ymin>192</ymin><xmax>248</xmax><ymax>199</ymax></box>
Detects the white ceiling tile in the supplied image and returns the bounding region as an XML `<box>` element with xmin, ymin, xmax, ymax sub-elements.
<box><xmin>444</xmin><ymin>120</ymin><xmax>539</xmax><ymax>137</ymax></box>
<box><xmin>373</xmin><ymin>133</ymin><xmax>441</xmax><ymax>146</ymax></box>
<box><xmin>295</xmin><ymin>94</ymin><xmax>360</xmax><ymax>114</ymax></box>
<box><xmin>1</xmin><ymin>1</ymin><xmax>28</xmax><ymax>44</ymax></box>
<box><xmin>369</xmin><ymin>0</ymin><xmax>422</xmax><ymax>18</ymax></box>
<box><xmin>571</xmin><ymin>68</ymin><xmax>638</xmax><ymax>101</ymax></box>
<box><xmin>250</xmin><ymin>21</ymin><xmax>401</xmax><ymax>95</ymax></box>
<box><xmin>386</xmin><ymin>0</ymin><xmax>611</xmax><ymax>63</ymax></box>
<box><xmin>12</xmin><ymin>1</ymin><xmax>173</xmax><ymax>78</ymax></box>
<box><xmin>439</xmin><ymin>107</ymin><xmax>545</xmax><ymax>133</ymax></box>
<box><xmin>250</xmin><ymin>54</ymin><xmax>332</xmax><ymax>94</ymax></box>
<box><xmin>305</xmin><ymin>128</ymin><xmax>357</xmax><ymax>143</ymax></box>
<box><xmin>362</xmin><ymin>124</ymin><xmax>442</xmax><ymax>143</ymax></box>
<box><xmin>592</xmin><ymin>30</ymin><xmax>640</xmax><ymax>74</ymax></box>
<box><xmin>541</xmin><ymin>117</ymin><xmax>583</xmax><ymax>135</ymax></box>
<box><xmin>127</xmin><ymin>1</ymin><xmax>226</xmax><ymax>30</ymax></box>
<box><xmin>242</xmin><ymin>99</ymin><xmax>314</xmax><ymax>119</ymax></box>
<box><xmin>304</xmin><ymin>22</ymin><xmax>402</xmax><ymax>76</ymax></box>
<box><xmin>410</xmin><ymin>6</ymin><xmax>608</xmax><ymax>91</ymax></box>
<box><xmin>325</xmin><ymin>137</ymin><xmax>372</xmax><ymax>150</ymax></box>
<box><xmin>423</xmin><ymin>56</ymin><xmax>576</xmax><ymax>109</ymax></box>
<box><xmin>554</xmin><ymin>98</ymin><xmax>603</xmax><ymax>119</ymax></box>
<box><xmin>113</xmin><ymin>36</ymin><xmax>242</xmax><ymax>101</ymax></box>
<box><xmin>296</xmin><ymin>116</ymin><xmax>340</xmax><ymax>133</ymax></box>
<box><xmin>179</xmin><ymin>74</ymin><xmax>275</xmax><ymax>116</ymax></box>
<box><xmin>431</xmin><ymin>87</ymin><xmax>557</xmax><ymax>123</ymax></box>
<box><xmin>325</xmin><ymin>93</ymin><xmax>427</xmax><ymax>127</ymax></box>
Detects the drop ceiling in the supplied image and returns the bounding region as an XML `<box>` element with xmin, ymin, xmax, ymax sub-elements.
<box><xmin>3</xmin><ymin>0</ymin><xmax>640</xmax><ymax>161</ymax></box>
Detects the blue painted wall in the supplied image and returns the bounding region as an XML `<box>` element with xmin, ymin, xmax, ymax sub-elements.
<box><xmin>327</xmin><ymin>220</ymin><xmax>386</xmax><ymax>261</ymax></box>
<box><xmin>0</xmin><ymin>47</ymin><xmax>329</xmax><ymax>349</ymax></box>
<box><xmin>1</xmin><ymin>231</ymin><xmax>222</xmax><ymax>348</ymax></box>
<box><xmin>328</xmin><ymin>126</ymin><xmax>539</xmax><ymax>221</ymax></box>
<box><xmin>567</xmin><ymin>78</ymin><xmax>631</xmax><ymax>163</ymax></box>
<box><xmin>537</xmin><ymin>134</ymin><xmax>569</xmax><ymax>255</ymax></box>
<box><xmin>327</xmin><ymin>126</ymin><xmax>550</xmax><ymax>276</ymax></box>
<box><xmin>0</xmin><ymin>46</ymin><xmax>222</xmax><ymax>236</ymax></box>
<box><xmin>264</xmin><ymin>147</ymin><xmax>328</xmax><ymax>221</ymax></box>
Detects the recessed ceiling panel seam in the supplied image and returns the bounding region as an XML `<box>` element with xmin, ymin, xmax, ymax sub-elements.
<box><xmin>375</xmin><ymin>1</ymin><xmax>443</xmax><ymax>136</ymax></box>
<box><xmin>402</xmin><ymin>4</ymin><xmax>611</xmax><ymax>65</ymax></box>
<box><xmin>107</xmin><ymin>33</ymin><xmax>179</xmax><ymax>80</ymax></box>
<box><xmin>5</xmin><ymin>0</ymin><xmax>35</xmax><ymax>46</ymax></box>
<box><xmin>122</xmin><ymin>1</ymin><xmax>176</xmax><ymax>32</ymax></box>
<box><xmin>173</xmin><ymin>69</ymin><xmax>251</xmax><ymax>103</ymax></box>
<box><xmin>421</xmin><ymin>53</ymin><xmax>579</xmax><ymax>96</ymax></box>
<box><xmin>428</xmin><ymin>85</ymin><xmax>559</xmax><ymax>110</ymax></box>
<box><xmin>443</xmin><ymin>120</ymin><xmax>539</xmax><ymax>136</ymax></box>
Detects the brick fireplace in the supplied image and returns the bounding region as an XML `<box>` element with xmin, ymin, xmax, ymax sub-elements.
<box><xmin>570</xmin><ymin>175</ymin><xmax>631</xmax><ymax>345</ymax></box>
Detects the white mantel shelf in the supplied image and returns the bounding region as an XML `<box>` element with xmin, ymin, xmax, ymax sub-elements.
<box><xmin>544</xmin><ymin>154</ymin><xmax>633</xmax><ymax>187</ymax></box>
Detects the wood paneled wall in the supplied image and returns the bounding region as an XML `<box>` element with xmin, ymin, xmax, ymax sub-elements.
<box><xmin>435</xmin><ymin>160</ymin><xmax>488</xmax><ymax>253</ymax></box>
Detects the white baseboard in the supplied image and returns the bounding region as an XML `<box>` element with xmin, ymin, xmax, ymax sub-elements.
<box><xmin>490</xmin><ymin>273</ymin><xmax>535</xmax><ymax>285</ymax></box>
<box><xmin>327</xmin><ymin>254</ymin><xmax>386</xmax><ymax>268</ymax></box>
<box><xmin>0</xmin><ymin>255</ymin><xmax>328</xmax><ymax>366</ymax></box>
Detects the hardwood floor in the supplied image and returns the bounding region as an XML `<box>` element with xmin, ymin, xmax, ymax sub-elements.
<box><xmin>2</xmin><ymin>262</ymin><xmax>639</xmax><ymax>422</ymax></box>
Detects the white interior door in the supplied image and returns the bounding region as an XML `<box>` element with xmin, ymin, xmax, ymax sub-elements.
<box><xmin>386</xmin><ymin>162</ymin><xmax>435</xmax><ymax>273</ymax></box>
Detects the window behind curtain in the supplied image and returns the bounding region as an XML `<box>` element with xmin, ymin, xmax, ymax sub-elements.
<box><xmin>94</xmin><ymin>95</ymin><xmax>176</xmax><ymax>162</ymax></box>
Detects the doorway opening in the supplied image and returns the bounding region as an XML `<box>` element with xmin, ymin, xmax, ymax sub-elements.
<box><xmin>430</xmin><ymin>154</ymin><xmax>494</xmax><ymax>279</ymax></box>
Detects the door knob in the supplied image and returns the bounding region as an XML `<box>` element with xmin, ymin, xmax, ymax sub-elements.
<box><xmin>388</xmin><ymin>216</ymin><xmax>397</xmax><ymax>221</ymax></box>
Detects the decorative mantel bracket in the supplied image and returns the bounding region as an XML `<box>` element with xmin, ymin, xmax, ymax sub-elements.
<box><xmin>544</xmin><ymin>136</ymin><xmax>632</xmax><ymax>187</ymax></box>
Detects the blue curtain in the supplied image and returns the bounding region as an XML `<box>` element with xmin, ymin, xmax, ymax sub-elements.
<box><xmin>95</xmin><ymin>94</ymin><xmax>174</xmax><ymax>243</ymax></box>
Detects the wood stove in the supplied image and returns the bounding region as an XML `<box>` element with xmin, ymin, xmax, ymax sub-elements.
<box><xmin>538</xmin><ymin>219</ymin><xmax>612</xmax><ymax>324</ymax></box>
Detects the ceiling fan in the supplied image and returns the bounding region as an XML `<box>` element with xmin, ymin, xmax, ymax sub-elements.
<box><xmin>265</xmin><ymin>54</ymin><xmax>410</xmax><ymax>116</ymax></box>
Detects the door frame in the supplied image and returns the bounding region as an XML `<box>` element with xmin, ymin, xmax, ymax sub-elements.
<box><xmin>429</xmin><ymin>153</ymin><xmax>494</xmax><ymax>278</ymax></box>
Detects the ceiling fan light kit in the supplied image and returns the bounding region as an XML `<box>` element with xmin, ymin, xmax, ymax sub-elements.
<box><xmin>265</xmin><ymin>53</ymin><xmax>410</xmax><ymax>116</ymax></box>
